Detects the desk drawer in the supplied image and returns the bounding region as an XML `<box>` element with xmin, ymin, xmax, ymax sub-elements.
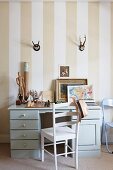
<box><xmin>10</xmin><ymin>120</ymin><xmax>39</xmax><ymax>129</ymax></box>
<box><xmin>11</xmin><ymin>149</ymin><xmax>41</xmax><ymax>159</ymax></box>
<box><xmin>10</xmin><ymin>130</ymin><xmax>40</xmax><ymax>139</ymax></box>
<box><xmin>11</xmin><ymin>140</ymin><xmax>40</xmax><ymax>149</ymax></box>
<box><xmin>72</xmin><ymin>109</ymin><xmax>101</xmax><ymax>120</ymax></box>
<box><xmin>10</xmin><ymin>110</ymin><xmax>39</xmax><ymax>119</ymax></box>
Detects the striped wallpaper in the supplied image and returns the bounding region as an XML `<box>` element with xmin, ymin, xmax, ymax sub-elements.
<box><xmin>0</xmin><ymin>1</ymin><xmax>113</xmax><ymax>142</ymax></box>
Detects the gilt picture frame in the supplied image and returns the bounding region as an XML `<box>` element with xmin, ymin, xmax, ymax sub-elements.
<box><xmin>55</xmin><ymin>78</ymin><xmax>88</xmax><ymax>102</ymax></box>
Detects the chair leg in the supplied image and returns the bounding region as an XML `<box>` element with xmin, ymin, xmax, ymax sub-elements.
<box><xmin>75</xmin><ymin>152</ymin><xmax>78</xmax><ymax>169</ymax></box>
<box><xmin>41</xmin><ymin>135</ymin><xmax>44</xmax><ymax>161</ymax></box>
<box><xmin>105</xmin><ymin>125</ymin><xmax>113</xmax><ymax>154</ymax></box>
<box><xmin>75</xmin><ymin>138</ymin><xmax>78</xmax><ymax>169</ymax></box>
<box><xmin>54</xmin><ymin>142</ymin><xmax>57</xmax><ymax>170</ymax></box>
<box><xmin>101</xmin><ymin>120</ymin><xmax>104</xmax><ymax>144</ymax></box>
<box><xmin>65</xmin><ymin>140</ymin><xmax>67</xmax><ymax>157</ymax></box>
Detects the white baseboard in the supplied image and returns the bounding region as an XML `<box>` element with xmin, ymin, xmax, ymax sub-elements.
<box><xmin>0</xmin><ymin>134</ymin><xmax>10</xmax><ymax>143</ymax></box>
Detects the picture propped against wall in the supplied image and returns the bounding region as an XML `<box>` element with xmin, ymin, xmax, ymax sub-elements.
<box><xmin>67</xmin><ymin>85</ymin><xmax>94</xmax><ymax>104</ymax></box>
<box><xmin>55</xmin><ymin>79</ymin><xmax>88</xmax><ymax>102</ymax></box>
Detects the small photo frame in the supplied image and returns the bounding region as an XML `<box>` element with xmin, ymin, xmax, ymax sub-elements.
<box><xmin>59</xmin><ymin>65</ymin><xmax>69</xmax><ymax>78</ymax></box>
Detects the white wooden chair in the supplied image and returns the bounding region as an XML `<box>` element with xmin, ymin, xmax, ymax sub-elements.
<box><xmin>41</xmin><ymin>102</ymin><xmax>80</xmax><ymax>170</ymax></box>
<box><xmin>101</xmin><ymin>98</ymin><xmax>113</xmax><ymax>154</ymax></box>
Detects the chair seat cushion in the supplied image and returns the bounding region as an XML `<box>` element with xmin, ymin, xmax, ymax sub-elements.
<box><xmin>106</xmin><ymin>122</ymin><xmax>113</xmax><ymax>127</ymax></box>
<box><xmin>41</xmin><ymin>126</ymin><xmax>76</xmax><ymax>141</ymax></box>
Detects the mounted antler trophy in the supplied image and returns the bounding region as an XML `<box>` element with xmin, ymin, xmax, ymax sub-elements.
<box><xmin>32</xmin><ymin>41</ymin><xmax>40</xmax><ymax>51</ymax></box>
<box><xmin>79</xmin><ymin>35</ymin><xmax>86</xmax><ymax>51</ymax></box>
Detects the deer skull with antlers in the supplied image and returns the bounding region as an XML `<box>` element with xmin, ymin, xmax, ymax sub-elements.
<box><xmin>32</xmin><ymin>41</ymin><xmax>40</xmax><ymax>51</ymax></box>
<box><xmin>79</xmin><ymin>35</ymin><xmax>86</xmax><ymax>51</ymax></box>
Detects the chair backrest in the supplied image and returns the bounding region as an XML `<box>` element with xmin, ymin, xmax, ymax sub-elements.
<box><xmin>52</xmin><ymin>102</ymin><xmax>80</xmax><ymax>137</ymax></box>
<box><xmin>102</xmin><ymin>99</ymin><xmax>113</xmax><ymax>107</ymax></box>
<box><xmin>101</xmin><ymin>98</ymin><xmax>113</xmax><ymax>121</ymax></box>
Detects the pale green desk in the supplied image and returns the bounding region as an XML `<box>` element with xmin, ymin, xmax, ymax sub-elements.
<box><xmin>8</xmin><ymin>104</ymin><xmax>101</xmax><ymax>158</ymax></box>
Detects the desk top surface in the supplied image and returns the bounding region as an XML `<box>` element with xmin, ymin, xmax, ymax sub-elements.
<box><xmin>8</xmin><ymin>104</ymin><xmax>101</xmax><ymax>110</ymax></box>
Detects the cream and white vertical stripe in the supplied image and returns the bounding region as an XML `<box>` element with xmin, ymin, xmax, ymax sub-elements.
<box><xmin>54</xmin><ymin>1</ymin><xmax>66</xmax><ymax>78</ymax></box>
<box><xmin>76</xmin><ymin>1</ymin><xmax>88</xmax><ymax>78</ymax></box>
<box><xmin>99</xmin><ymin>2</ymin><xmax>111</xmax><ymax>100</ymax></box>
<box><xmin>9</xmin><ymin>2</ymin><xmax>21</xmax><ymax>104</ymax></box>
<box><xmin>32</xmin><ymin>1</ymin><xmax>43</xmax><ymax>90</ymax></box>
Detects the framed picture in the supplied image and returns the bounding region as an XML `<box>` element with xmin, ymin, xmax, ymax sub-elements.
<box><xmin>67</xmin><ymin>85</ymin><xmax>94</xmax><ymax>105</ymax></box>
<box><xmin>55</xmin><ymin>78</ymin><xmax>88</xmax><ymax>102</ymax></box>
<box><xmin>59</xmin><ymin>65</ymin><xmax>69</xmax><ymax>78</ymax></box>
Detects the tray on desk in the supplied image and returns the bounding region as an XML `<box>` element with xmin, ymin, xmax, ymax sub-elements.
<box><xmin>26</xmin><ymin>101</ymin><xmax>50</xmax><ymax>108</ymax></box>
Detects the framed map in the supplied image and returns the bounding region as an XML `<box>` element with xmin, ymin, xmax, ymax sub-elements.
<box><xmin>67</xmin><ymin>85</ymin><xmax>94</xmax><ymax>104</ymax></box>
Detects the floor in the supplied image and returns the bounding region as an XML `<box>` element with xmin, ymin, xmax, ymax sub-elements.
<box><xmin>0</xmin><ymin>144</ymin><xmax>113</xmax><ymax>170</ymax></box>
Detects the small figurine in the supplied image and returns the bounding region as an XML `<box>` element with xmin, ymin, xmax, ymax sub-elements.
<box><xmin>16</xmin><ymin>72</ymin><xmax>25</xmax><ymax>101</ymax></box>
<box><xmin>27</xmin><ymin>92</ymin><xmax>34</xmax><ymax>107</ymax></box>
<box><xmin>27</xmin><ymin>93</ymin><xmax>34</xmax><ymax>102</ymax></box>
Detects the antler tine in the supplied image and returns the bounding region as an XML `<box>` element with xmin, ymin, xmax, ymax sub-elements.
<box><xmin>32</xmin><ymin>41</ymin><xmax>34</xmax><ymax>45</ymax></box>
<box><xmin>79</xmin><ymin>36</ymin><xmax>82</xmax><ymax>45</ymax></box>
<box><xmin>83</xmin><ymin>35</ymin><xmax>86</xmax><ymax>45</ymax></box>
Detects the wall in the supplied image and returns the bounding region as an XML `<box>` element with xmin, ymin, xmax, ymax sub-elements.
<box><xmin>0</xmin><ymin>0</ymin><xmax>113</xmax><ymax>142</ymax></box>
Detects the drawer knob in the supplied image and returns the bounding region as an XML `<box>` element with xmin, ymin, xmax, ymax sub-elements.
<box><xmin>23</xmin><ymin>143</ymin><xmax>27</xmax><ymax>147</ymax></box>
<box><xmin>22</xmin><ymin>114</ymin><xmax>26</xmax><ymax>117</ymax></box>
<box><xmin>23</xmin><ymin>134</ymin><xmax>27</xmax><ymax>137</ymax></box>
<box><xmin>22</xmin><ymin>124</ymin><xmax>26</xmax><ymax>127</ymax></box>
